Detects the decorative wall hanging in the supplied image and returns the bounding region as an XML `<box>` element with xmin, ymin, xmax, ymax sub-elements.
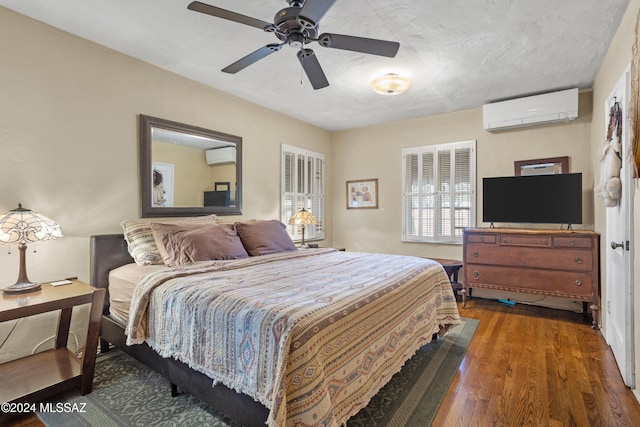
<box><xmin>346</xmin><ymin>179</ymin><xmax>378</xmax><ymax>209</ymax></box>
<box><xmin>152</xmin><ymin>162</ymin><xmax>174</xmax><ymax>208</ymax></box>
<box><xmin>598</xmin><ymin>100</ymin><xmax>623</xmax><ymax>207</ymax></box>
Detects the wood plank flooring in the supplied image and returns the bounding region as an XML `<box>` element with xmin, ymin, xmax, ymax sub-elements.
<box><xmin>433</xmin><ymin>298</ymin><xmax>640</xmax><ymax>426</ymax></box>
<box><xmin>4</xmin><ymin>298</ymin><xmax>640</xmax><ymax>427</ymax></box>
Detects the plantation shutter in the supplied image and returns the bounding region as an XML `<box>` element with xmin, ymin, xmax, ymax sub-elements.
<box><xmin>402</xmin><ymin>140</ymin><xmax>475</xmax><ymax>243</ymax></box>
<box><xmin>281</xmin><ymin>145</ymin><xmax>325</xmax><ymax>241</ymax></box>
<box><xmin>453</xmin><ymin>146</ymin><xmax>472</xmax><ymax>240</ymax></box>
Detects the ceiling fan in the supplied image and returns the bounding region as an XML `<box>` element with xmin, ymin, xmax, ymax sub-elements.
<box><xmin>187</xmin><ymin>0</ymin><xmax>400</xmax><ymax>90</ymax></box>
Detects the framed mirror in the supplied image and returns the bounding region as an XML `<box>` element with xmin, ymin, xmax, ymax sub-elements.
<box><xmin>140</xmin><ymin>115</ymin><xmax>242</xmax><ymax>217</ymax></box>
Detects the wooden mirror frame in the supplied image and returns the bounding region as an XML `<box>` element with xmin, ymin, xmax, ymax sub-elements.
<box><xmin>140</xmin><ymin>115</ymin><xmax>243</xmax><ymax>217</ymax></box>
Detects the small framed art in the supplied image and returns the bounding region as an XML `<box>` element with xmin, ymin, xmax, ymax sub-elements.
<box><xmin>346</xmin><ymin>179</ymin><xmax>378</xmax><ymax>209</ymax></box>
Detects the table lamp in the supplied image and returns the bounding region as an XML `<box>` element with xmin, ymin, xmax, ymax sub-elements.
<box><xmin>288</xmin><ymin>208</ymin><xmax>318</xmax><ymax>247</ymax></box>
<box><xmin>0</xmin><ymin>203</ymin><xmax>63</xmax><ymax>294</ymax></box>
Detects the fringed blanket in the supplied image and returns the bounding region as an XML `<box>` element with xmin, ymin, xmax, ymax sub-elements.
<box><xmin>125</xmin><ymin>249</ymin><xmax>460</xmax><ymax>427</ymax></box>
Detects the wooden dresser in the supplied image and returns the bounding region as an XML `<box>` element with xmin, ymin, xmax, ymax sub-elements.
<box><xmin>463</xmin><ymin>228</ymin><xmax>600</xmax><ymax>328</ymax></box>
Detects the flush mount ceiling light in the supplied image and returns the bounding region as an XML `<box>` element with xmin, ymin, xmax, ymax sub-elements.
<box><xmin>371</xmin><ymin>73</ymin><xmax>411</xmax><ymax>95</ymax></box>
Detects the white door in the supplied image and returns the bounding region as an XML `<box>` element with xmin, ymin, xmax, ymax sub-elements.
<box><xmin>604</xmin><ymin>68</ymin><xmax>634</xmax><ymax>387</ymax></box>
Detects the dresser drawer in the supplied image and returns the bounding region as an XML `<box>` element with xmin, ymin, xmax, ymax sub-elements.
<box><xmin>465</xmin><ymin>265</ymin><xmax>593</xmax><ymax>298</ymax></box>
<box><xmin>498</xmin><ymin>234</ymin><xmax>551</xmax><ymax>247</ymax></box>
<box><xmin>465</xmin><ymin>245</ymin><xmax>593</xmax><ymax>271</ymax></box>
<box><xmin>553</xmin><ymin>236</ymin><xmax>593</xmax><ymax>249</ymax></box>
<box><xmin>466</xmin><ymin>233</ymin><xmax>496</xmax><ymax>244</ymax></box>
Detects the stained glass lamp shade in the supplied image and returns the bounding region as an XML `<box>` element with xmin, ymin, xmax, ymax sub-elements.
<box><xmin>288</xmin><ymin>208</ymin><xmax>318</xmax><ymax>247</ymax></box>
<box><xmin>0</xmin><ymin>204</ymin><xmax>63</xmax><ymax>294</ymax></box>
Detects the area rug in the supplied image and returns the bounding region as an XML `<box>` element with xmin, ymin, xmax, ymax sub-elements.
<box><xmin>38</xmin><ymin>318</ymin><xmax>478</xmax><ymax>427</ymax></box>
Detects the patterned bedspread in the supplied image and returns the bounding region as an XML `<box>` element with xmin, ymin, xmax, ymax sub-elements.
<box><xmin>125</xmin><ymin>249</ymin><xmax>460</xmax><ymax>427</ymax></box>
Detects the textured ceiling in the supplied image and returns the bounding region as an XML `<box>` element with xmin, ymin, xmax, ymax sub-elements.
<box><xmin>0</xmin><ymin>0</ymin><xmax>630</xmax><ymax>131</ymax></box>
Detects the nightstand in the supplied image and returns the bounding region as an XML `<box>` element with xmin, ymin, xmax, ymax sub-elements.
<box><xmin>429</xmin><ymin>258</ymin><xmax>465</xmax><ymax>304</ymax></box>
<box><xmin>0</xmin><ymin>280</ymin><xmax>105</xmax><ymax>403</ymax></box>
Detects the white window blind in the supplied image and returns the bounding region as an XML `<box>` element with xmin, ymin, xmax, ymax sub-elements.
<box><xmin>402</xmin><ymin>140</ymin><xmax>476</xmax><ymax>243</ymax></box>
<box><xmin>281</xmin><ymin>145</ymin><xmax>325</xmax><ymax>241</ymax></box>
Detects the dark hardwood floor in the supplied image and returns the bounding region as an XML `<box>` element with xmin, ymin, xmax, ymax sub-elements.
<box><xmin>4</xmin><ymin>298</ymin><xmax>640</xmax><ymax>427</ymax></box>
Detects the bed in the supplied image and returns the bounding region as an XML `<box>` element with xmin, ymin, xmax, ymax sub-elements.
<box><xmin>91</xmin><ymin>219</ymin><xmax>460</xmax><ymax>427</ymax></box>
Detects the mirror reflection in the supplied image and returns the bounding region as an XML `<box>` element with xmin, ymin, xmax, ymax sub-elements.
<box><xmin>140</xmin><ymin>115</ymin><xmax>242</xmax><ymax>217</ymax></box>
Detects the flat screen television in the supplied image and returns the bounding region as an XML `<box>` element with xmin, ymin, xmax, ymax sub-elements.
<box><xmin>483</xmin><ymin>173</ymin><xmax>582</xmax><ymax>225</ymax></box>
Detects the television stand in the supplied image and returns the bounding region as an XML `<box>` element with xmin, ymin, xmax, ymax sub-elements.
<box><xmin>463</xmin><ymin>228</ymin><xmax>600</xmax><ymax>329</ymax></box>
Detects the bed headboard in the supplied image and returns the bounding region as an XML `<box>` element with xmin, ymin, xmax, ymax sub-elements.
<box><xmin>90</xmin><ymin>234</ymin><xmax>133</xmax><ymax>313</ymax></box>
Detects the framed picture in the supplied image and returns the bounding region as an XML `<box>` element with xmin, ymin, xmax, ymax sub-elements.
<box><xmin>514</xmin><ymin>156</ymin><xmax>569</xmax><ymax>176</ymax></box>
<box><xmin>346</xmin><ymin>179</ymin><xmax>378</xmax><ymax>209</ymax></box>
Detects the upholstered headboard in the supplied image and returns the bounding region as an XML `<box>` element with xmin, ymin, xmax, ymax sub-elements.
<box><xmin>90</xmin><ymin>234</ymin><xmax>133</xmax><ymax>313</ymax></box>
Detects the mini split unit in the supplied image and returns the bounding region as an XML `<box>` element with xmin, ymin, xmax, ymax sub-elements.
<box><xmin>205</xmin><ymin>146</ymin><xmax>236</xmax><ymax>165</ymax></box>
<box><xmin>482</xmin><ymin>88</ymin><xmax>579</xmax><ymax>131</ymax></box>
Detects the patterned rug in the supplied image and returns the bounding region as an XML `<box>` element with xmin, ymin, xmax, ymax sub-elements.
<box><xmin>38</xmin><ymin>318</ymin><xmax>478</xmax><ymax>427</ymax></box>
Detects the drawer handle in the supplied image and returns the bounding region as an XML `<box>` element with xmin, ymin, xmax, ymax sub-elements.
<box><xmin>473</xmin><ymin>271</ymin><xmax>480</xmax><ymax>279</ymax></box>
<box><xmin>473</xmin><ymin>251</ymin><xmax>479</xmax><ymax>257</ymax></box>
<box><xmin>575</xmin><ymin>257</ymin><xmax>582</xmax><ymax>264</ymax></box>
<box><xmin>575</xmin><ymin>280</ymin><xmax>582</xmax><ymax>286</ymax></box>
<box><xmin>570</xmin><ymin>240</ymin><xmax>576</xmax><ymax>246</ymax></box>
<box><xmin>479</xmin><ymin>237</ymin><xmax>484</xmax><ymax>242</ymax></box>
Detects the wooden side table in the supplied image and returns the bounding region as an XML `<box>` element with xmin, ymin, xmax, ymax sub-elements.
<box><xmin>430</xmin><ymin>258</ymin><xmax>466</xmax><ymax>306</ymax></box>
<box><xmin>0</xmin><ymin>280</ymin><xmax>105</xmax><ymax>403</ymax></box>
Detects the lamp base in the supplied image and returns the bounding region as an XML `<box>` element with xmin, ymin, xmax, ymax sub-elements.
<box><xmin>2</xmin><ymin>281</ymin><xmax>41</xmax><ymax>295</ymax></box>
<box><xmin>3</xmin><ymin>242</ymin><xmax>41</xmax><ymax>294</ymax></box>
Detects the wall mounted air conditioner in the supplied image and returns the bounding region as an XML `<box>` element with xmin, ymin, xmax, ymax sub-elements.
<box><xmin>482</xmin><ymin>88</ymin><xmax>578</xmax><ymax>131</ymax></box>
<box><xmin>205</xmin><ymin>147</ymin><xmax>236</xmax><ymax>165</ymax></box>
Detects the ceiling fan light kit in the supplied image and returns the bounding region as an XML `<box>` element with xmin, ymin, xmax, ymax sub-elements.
<box><xmin>371</xmin><ymin>73</ymin><xmax>411</xmax><ymax>95</ymax></box>
<box><xmin>187</xmin><ymin>0</ymin><xmax>400</xmax><ymax>90</ymax></box>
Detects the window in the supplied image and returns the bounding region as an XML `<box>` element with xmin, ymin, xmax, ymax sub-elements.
<box><xmin>281</xmin><ymin>145</ymin><xmax>325</xmax><ymax>241</ymax></box>
<box><xmin>402</xmin><ymin>140</ymin><xmax>476</xmax><ymax>243</ymax></box>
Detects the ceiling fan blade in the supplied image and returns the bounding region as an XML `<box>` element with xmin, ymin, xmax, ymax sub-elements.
<box><xmin>188</xmin><ymin>1</ymin><xmax>272</xmax><ymax>30</ymax></box>
<box><xmin>297</xmin><ymin>48</ymin><xmax>329</xmax><ymax>90</ymax></box>
<box><xmin>298</xmin><ymin>0</ymin><xmax>337</xmax><ymax>26</ymax></box>
<box><xmin>222</xmin><ymin>44</ymin><xmax>283</xmax><ymax>74</ymax></box>
<box><xmin>318</xmin><ymin>33</ymin><xmax>400</xmax><ymax>57</ymax></box>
